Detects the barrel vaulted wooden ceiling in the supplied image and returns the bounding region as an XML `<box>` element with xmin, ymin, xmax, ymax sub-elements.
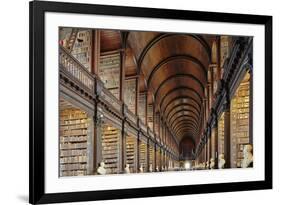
<box><xmin>100</xmin><ymin>30</ymin><xmax>217</xmax><ymax>153</ymax></box>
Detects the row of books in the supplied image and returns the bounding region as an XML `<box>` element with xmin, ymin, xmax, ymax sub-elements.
<box><xmin>60</xmin><ymin>149</ymin><xmax>87</xmax><ymax>157</ymax></box>
<box><xmin>61</xmin><ymin>129</ymin><xmax>88</xmax><ymax>136</ymax></box>
<box><xmin>60</xmin><ymin>156</ymin><xmax>87</xmax><ymax>164</ymax></box>
<box><xmin>102</xmin><ymin>124</ymin><xmax>121</xmax><ymax>174</ymax></box>
<box><xmin>61</xmin><ymin>163</ymin><xmax>87</xmax><ymax>171</ymax></box>
<box><xmin>60</xmin><ymin>142</ymin><xmax>87</xmax><ymax>150</ymax></box>
<box><xmin>60</xmin><ymin>135</ymin><xmax>87</xmax><ymax>143</ymax></box>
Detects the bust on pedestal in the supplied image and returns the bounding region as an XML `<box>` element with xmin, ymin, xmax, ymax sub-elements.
<box><xmin>156</xmin><ymin>166</ymin><xmax>159</xmax><ymax>172</ymax></box>
<box><xmin>210</xmin><ymin>158</ymin><xmax>215</xmax><ymax>169</ymax></box>
<box><xmin>124</xmin><ymin>164</ymin><xmax>130</xmax><ymax>174</ymax></box>
<box><xmin>205</xmin><ymin>161</ymin><xmax>209</xmax><ymax>169</ymax></box>
<box><xmin>218</xmin><ymin>154</ymin><xmax>225</xmax><ymax>169</ymax></box>
<box><xmin>241</xmin><ymin>144</ymin><xmax>253</xmax><ymax>168</ymax></box>
<box><xmin>97</xmin><ymin>161</ymin><xmax>106</xmax><ymax>175</ymax></box>
<box><xmin>139</xmin><ymin>164</ymin><xmax>144</xmax><ymax>173</ymax></box>
<box><xmin>149</xmin><ymin>164</ymin><xmax>153</xmax><ymax>172</ymax></box>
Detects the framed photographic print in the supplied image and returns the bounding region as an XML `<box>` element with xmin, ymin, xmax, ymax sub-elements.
<box><xmin>29</xmin><ymin>0</ymin><xmax>272</xmax><ymax>204</ymax></box>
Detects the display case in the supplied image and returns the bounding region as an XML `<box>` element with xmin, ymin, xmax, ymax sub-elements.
<box><xmin>230</xmin><ymin>73</ymin><xmax>250</xmax><ymax>168</ymax></box>
<box><xmin>59</xmin><ymin>108</ymin><xmax>90</xmax><ymax>176</ymax></box>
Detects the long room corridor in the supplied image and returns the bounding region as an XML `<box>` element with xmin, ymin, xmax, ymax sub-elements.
<box><xmin>58</xmin><ymin>28</ymin><xmax>253</xmax><ymax>176</ymax></box>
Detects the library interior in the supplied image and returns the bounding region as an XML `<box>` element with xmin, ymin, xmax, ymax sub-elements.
<box><xmin>59</xmin><ymin>28</ymin><xmax>253</xmax><ymax>176</ymax></box>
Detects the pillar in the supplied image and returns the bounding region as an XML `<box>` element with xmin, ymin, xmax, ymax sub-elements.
<box><xmin>224</xmin><ymin>108</ymin><xmax>231</xmax><ymax>168</ymax></box>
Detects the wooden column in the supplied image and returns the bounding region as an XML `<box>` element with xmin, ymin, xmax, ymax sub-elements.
<box><xmin>213</xmin><ymin>125</ymin><xmax>219</xmax><ymax>168</ymax></box>
<box><xmin>154</xmin><ymin>144</ymin><xmax>157</xmax><ymax>171</ymax></box>
<box><xmin>119</xmin><ymin>50</ymin><xmax>126</xmax><ymax>101</ymax></box>
<box><xmin>249</xmin><ymin>69</ymin><xmax>253</xmax><ymax>145</ymax></box>
<box><xmin>136</xmin><ymin>133</ymin><xmax>140</xmax><ymax>171</ymax></box>
<box><xmin>147</xmin><ymin>139</ymin><xmax>150</xmax><ymax>171</ymax></box>
<box><xmin>94</xmin><ymin>106</ymin><xmax>103</xmax><ymax>173</ymax></box>
<box><xmin>121</xmin><ymin>120</ymin><xmax>126</xmax><ymax>173</ymax></box>
<box><xmin>87</xmin><ymin>114</ymin><xmax>95</xmax><ymax>175</ymax></box>
<box><xmin>224</xmin><ymin>108</ymin><xmax>231</xmax><ymax>168</ymax></box>
<box><xmin>91</xmin><ymin>30</ymin><xmax>100</xmax><ymax>74</ymax></box>
<box><xmin>135</xmin><ymin>77</ymin><xmax>139</xmax><ymax>115</ymax></box>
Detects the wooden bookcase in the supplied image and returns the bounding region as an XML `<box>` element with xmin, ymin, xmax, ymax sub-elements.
<box><xmin>99</xmin><ymin>53</ymin><xmax>121</xmax><ymax>99</ymax></box>
<box><xmin>138</xmin><ymin>92</ymin><xmax>146</xmax><ymax>124</ymax></box>
<box><xmin>156</xmin><ymin>147</ymin><xmax>161</xmax><ymax>170</ymax></box>
<box><xmin>71</xmin><ymin>30</ymin><xmax>92</xmax><ymax>72</ymax></box>
<box><xmin>147</xmin><ymin>104</ymin><xmax>153</xmax><ymax>130</ymax></box>
<box><xmin>124</xmin><ymin>79</ymin><xmax>136</xmax><ymax>114</ymax></box>
<box><xmin>230</xmin><ymin>73</ymin><xmax>250</xmax><ymax>168</ymax></box>
<box><xmin>218</xmin><ymin>112</ymin><xmax>225</xmax><ymax>156</ymax></box>
<box><xmin>101</xmin><ymin>124</ymin><xmax>121</xmax><ymax>174</ymax></box>
<box><xmin>149</xmin><ymin>144</ymin><xmax>155</xmax><ymax>171</ymax></box>
<box><xmin>126</xmin><ymin>135</ymin><xmax>137</xmax><ymax>173</ymax></box>
<box><xmin>59</xmin><ymin>108</ymin><xmax>90</xmax><ymax>176</ymax></box>
<box><xmin>139</xmin><ymin>141</ymin><xmax>147</xmax><ymax>172</ymax></box>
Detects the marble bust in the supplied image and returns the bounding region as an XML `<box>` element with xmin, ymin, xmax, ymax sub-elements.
<box><xmin>205</xmin><ymin>161</ymin><xmax>209</xmax><ymax>169</ymax></box>
<box><xmin>97</xmin><ymin>161</ymin><xmax>106</xmax><ymax>175</ymax></box>
<box><xmin>241</xmin><ymin>144</ymin><xmax>253</xmax><ymax>168</ymax></box>
<box><xmin>139</xmin><ymin>164</ymin><xmax>144</xmax><ymax>173</ymax></box>
<box><xmin>149</xmin><ymin>164</ymin><xmax>153</xmax><ymax>172</ymax></box>
<box><xmin>156</xmin><ymin>166</ymin><xmax>159</xmax><ymax>172</ymax></box>
<box><xmin>124</xmin><ymin>164</ymin><xmax>130</xmax><ymax>174</ymax></box>
<box><xmin>210</xmin><ymin>158</ymin><xmax>215</xmax><ymax>169</ymax></box>
<box><xmin>218</xmin><ymin>154</ymin><xmax>226</xmax><ymax>169</ymax></box>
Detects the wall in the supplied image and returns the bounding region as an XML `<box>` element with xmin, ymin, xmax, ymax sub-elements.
<box><xmin>0</xmin><ymin>0</ymin><xmax>279</xmax><ymax>204</ymax></box>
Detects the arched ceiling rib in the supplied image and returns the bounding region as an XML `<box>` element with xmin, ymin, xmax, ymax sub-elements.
<box><xmin>127</xmin><ymin>31</ymin><xmax>211</xmax><ymax>148</ymax></box>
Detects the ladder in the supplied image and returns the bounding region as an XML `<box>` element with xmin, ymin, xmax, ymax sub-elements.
<box><xmin>66</xmin><ymin>28</ymin><xmax>79</xmax><ymax>52</ymax></box>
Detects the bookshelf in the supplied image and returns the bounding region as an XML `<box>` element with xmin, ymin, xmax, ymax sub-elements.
<box><xmin>124</xmin><ymin>79</ymin><xmax>136</xmax><ymax>114</ymax></box>
<box><xmin>139</xmin><ymin>141</ymin><xmax>147</xmax><ymax>172</ymax></box>
<box><xmin>99</xmin><ymin>53</ymin><xmax>121</xmax><ymax>99</ymax></box>
<box><xmin>147</xmin><ymin>104</ymin><xmax>153</xmax><ymax>130</ymax></box>
<box><xmin>156</xmin><ymin>147</ymin><xmax>161</xmax><ymax>170</ymax></box>
<box><xmin>149</xmin><ymin>145</ymin><xmax>155</xmax><ymax>171</ymax></box>
<box><xmin>211</xmin><ymin>128</ymin><xmax>216</xmax><ymax>159</ymax></box>
<box><xmin>218</xmin><ymin>112</ymin><xmax>225</xmax><ymax>156</ymax></box>
<box><xmin>138</xmin><ymin>92</ymin><xmax>146</xmax><ymax>124</ymax></box>
<box><xmin>71</xmin><ymin>30</ymin><xmax>92</xmax><ymax>72</ymax></box>
<box><xmin>59</xmin><ymin>108</ymin><xmax>90</xmax><ymax>177</ymax></box>
<box><xmin>101</xmin><ymin>124</ymin><xmax>121</xmax><ymax>174</ymax></box>
<box><xmin>230</xmin><ymin>73</ymin><xmax>250</xmax><ymax>168</ymax></box>
<box><xmin>126</xmin><ymin>135</ymin><xmax>137</xmax><ymax>173</ymax></box>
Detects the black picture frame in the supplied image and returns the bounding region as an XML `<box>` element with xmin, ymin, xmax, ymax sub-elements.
<box><xmin>29</xmin><ymin>1</ymin><xmax>272</xmax><ymax>204</ymax></box>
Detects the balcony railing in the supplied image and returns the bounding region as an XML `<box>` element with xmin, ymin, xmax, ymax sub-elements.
<box><xmin>59</xmin><ymin>46</ymin><xmax>175</xmax><ymax>153</ymax></box>
<box><xmin>124</xmin><ymin>106</ymin><xmax>138</xmax><ymax>126</ymax></box>
<box><xmin>148</xmin><ymin>128</ymin><xmax>154</xmax><ymax>139</ymax></box>
<box><xmin>59</xmin><ymin>46</ymin><xmax>94</xmax><ymax>92</ymax></box>
<box><xmin>139</xmin><ymin>120</ymin><xmax>147</xmax><ymax>134</ymax></box>
<box><xmin>96</xmin><ymin>78</ymin><xmax>123</xmax><ymax>114</ymax></box>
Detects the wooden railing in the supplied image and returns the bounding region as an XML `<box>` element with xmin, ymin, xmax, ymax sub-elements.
<box><xmin>148</xmin><ymin>128</ymin><xmax>154</xmax><ymax>139</ymax></box>
<box><xmin>59</xmin><ymin>46</ymin><xmax>94</xmax><ymax>91</ymax></box>
<box><xmin>124</xmin><ymin>106</ymin><xmax>138</xmax><ymax>126</ymax></box>
<box><xmin>96</xmin><ymin>78</ymin><xmax>123</xmax><ymax>114</ymax></box>
<box><xmin>139</xmin><ymin>120</ymin><xmax>147</xmax><ymax>134</ymax></box>
<box><xmin>59</xmin><ymin>46</ymin><xmax>176</xmax><ymax>154</ymax></box>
